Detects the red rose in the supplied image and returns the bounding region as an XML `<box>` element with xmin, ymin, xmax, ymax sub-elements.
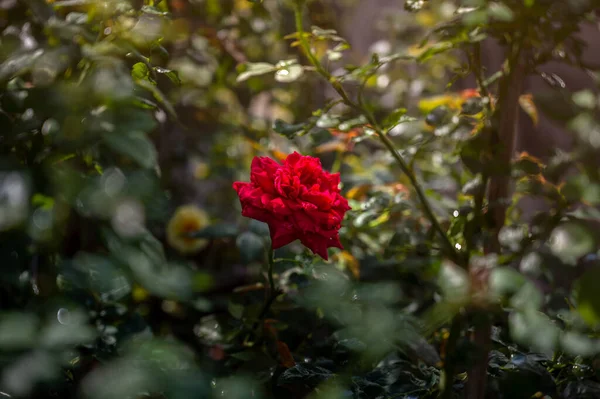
<box><xmin>233</xmin><ymin>152</ymin><xmax>351</xmax><ymax>260</ymax></box>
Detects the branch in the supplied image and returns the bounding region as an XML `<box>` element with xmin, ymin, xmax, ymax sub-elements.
<box><xmin>293</xmin><ymin>4</ymin><xmax>462</xmax><ymax>266</ymax></box>
<box><xmin>467</xmin><ymin>39</ymin><xmax>527</xmax><ymax>399</ymax></box>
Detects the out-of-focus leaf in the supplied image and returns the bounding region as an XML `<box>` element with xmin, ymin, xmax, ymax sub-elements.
<box><xmin>564</xmin><ymin>380</ymin><xmax>600</xmax><ymax>399</ymax></box>
<box><xmin>574</xmin><ymin>267</ymin><xmax>600</xmax><ymax>327</ymax></box>
<box><xmin>277</xmin><ymin>341</ymin><xmax>296</xmax><ymax>368</ymax></box>
<box><xmin>236</xmin><ymin>231</ymin><xmax>265</xmax><ymax>263</ymax></box>
<box><xmin>0</xmin><ymin>50</ymin><xmax>44</xmax><ymax>84</ymax></box>
<box><xmin>0</xmin><ymin>313</ymin><xmax>38</xmax><ymax>349</ymax></box>
<box><xmin>382</xmin><ymin>107</ymin><xmax>409</xmax><ymax>131</ymax></box>
<box><xmin>212</xmin><ymin>376</ymin><xmax>263</xmax><ymax>399</ymax></box>
<box><xmin>38</xmin><ymin>309</ymin><xmax>96</xmax><ymax>348</ymax></box>
<box><xmin>1</xmin><ymin>351</ymin><xmax>59</xmax><ymax>397</ymax></box>
<box><xmin>562</xmin><ymin>174</ymin><xmax>600</xmax><ymax>205</ymax></box>
<box><xmin>131</xmin><ymin>62</ymin><xmax>151</xmax><ymax>81</ymax></box>
<box><xmin>277</xmin><ymin>364</ymin><xmax>333</xmax><ymax>387</ymax></box>
<box><xmin>188</xmin><ymin>223</ymin><xmax>239</xmax><ymax>239</ymax></box>
<box><xmin>489</xmin><ymin>266</ymin><xmax>526</xmax><ymax>301</ymax></box>
<box><xmin>154</xmin><ymin>66</ymin><xmax>181</xmax><ymax>85</ymax></box>
<box><xmin>572</xmin><ymin>90</ymin><xmax>596</xmax><ymax>109</ymax></box>
<box><xmin>549</xmin><ymin>222</ymin><xmax>595</xmax><ymax>265</ymax></box>
<box><xmin>103</xmin><ymin>130</ymin><xmax>158</xmax><ymax>169</ymax></box>
<box><xmin>513</xmin><ymin>151</ymin><xmax>544</xmax><ymax>175</ymax></box>
<box><xmin>499</xmin><ymin>353</ymin><xmax>556</xmax><ymax>398</ymax></box>
<box><xmin>488</xmin><ymin>2</ymin><xmax>514</xmax><ymax>21</ymax></box>
<box><xmin>67</xmin><ymin>252</ymin><xmax>132</xmax><ymax>302</ymax></box>
<box><xmin>272</xmin><ymin>119</ymin><xmax>305</xmax><ymax>138</ymax></box>
<box><xmin>134</xmin><ymin>80</ymin><xmax>174</xmax><ymax>118</ymax></box>
<box><xmin>519</xmin><ymin>94</ymin><xmax>538</xmax><ymax>126</ymax></box>
<box><xmin>560</xmin><ymin>331</ymin><xmax>600</xmax><ymax>357</ymax></box>
<box><xmin>237</xmin><ymin>62</ymin><xmax>277</xmax><ymax>82</ymax></box>
<box><xmin>534</xmin><ymin>89</ymin><xmax>578</xmax><ymax>122</ymax></box>
<box><xmin>509</xmin><ymin>309</ymin><xmax>559</xmax><ymax>356</ymax></box>
<box><xmin>404</xmin><ymin>0</ymin><xmax>428</xmax><ymax>12</ymax></box>
<box><xmin>274</xmin><ymin>64</ymin><xmax>303</xmax><ymax>83</ymax></box>
<box><xmin>438</xmin><ymin>260</ymin><xmax>470</xmax><ymax>303</ymax></box>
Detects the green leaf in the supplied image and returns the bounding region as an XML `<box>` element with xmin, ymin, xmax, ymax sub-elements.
<box><xmin>132</xmin><ymin>62</ymin><xmax>151</xmax><ymax>82</ymax></box>
<box><xmin>549</xmin><ymin>222</ymin><xmax>595</xmax><ymax>265</ymax></box>
<box><xmin>488</xmin><ymin>2</ymin><xmax>514</xmax><ymax>21</ymax></box>
<box><xmin>572</xmin><ymin>90</ymin><xmax>596</xmax><ymax>109</ymax></box>
<box><xmin>425</xmin><ymin>106</ymin><xmax>452</xmax><ymax>127</ymax></box>
<box><xmin>534</xmin><ymin>90</ymin><xmax>578</xmax><ymax>122</ymax></box>
<box><xmin>154</xmin><ymin>66</ymin><xmax>181</xmax><ymax>85</ymax></box>
<box><xmin>404</xmin><ymin>0</ymin><xmax>427</xmax><ymax>12</ymax></box>
<box><xmin>509</xmin><ymin>309</ymin><xmax>559</xmax><ymax>356</ymax></box>
<box><xmin>316</xmin><ymin>113</ymin><xmax>340</xmax><ymax>129</ymax></box>
<box><xmin>338</xmin><ymin>115</ymin><xmax>368</xmax><ymax>131</ymax></box>
<box><xmin>272</xmin><ymin>119</ymin><xmax>306</xmax><ymax>138</ymax></box>
<box><xmin>438</xmin><ymin>260</ymin><xmax>470</xmax><ymax>304</ymax></box>
<box><xmin>560</xmin><ymin>331</ymin><xmax>600</xmax><ymax>357</ymax></box>
<box><xmin>188</xmin><ymin>223</ymin><xmax>239</xmax><ymax>239</ymax></box>
<box><xmin>574</xmin><ymin>267</ymin><xmax>600</xmax><ymax>327</ymax></box>
<box><xmin>103</xmin><ymin>131</ymin><xmax>158</xmax><ymax>169</ymax></box>
<box><xmin>237</xmin><ymin>62</ymin><xmax>277</xmax><ymax>83</ymax></box>
<box><xmin>135</xmin><ymin>79</ymin><xmax>177</xmax><ymax>119</ymax></box>
<box><xmin>0</xmin><ymin>50</ymin><xmax>44</xmax><ymax>85</ymax></box>
<box><xmin>382</xmin><ymin>108</ymin><xmax>408</xmax><ymax>131</ymax></box>
<box><xmin>193</xmin><ymin>272</ymin><xmax>214</xmax><ymax>292</ymax></box>
<box><xmin>68</xmin><ymin>252</ymin><xmax>132</xmax><ymax>301</ymax></box>
<box><xmin>228</xmin><ymin>301</ymin><xmax>244</xmax><ymax>319</ymax></box>
<box><xmin>562</xmin><ymin>174</ymin><xmax>600</xmax><ymax>205</ymax></box>
<box><xmin>0</xmin><ymin>313</ymin><xmax>39</xmax><ymax>349</ymax></box>
<box><xmin>564</xmin><ymin>381</ymin><xmax>600</xmax><ymax>399</ymax></box>
<box><xmin>310</xmin><ymin>26</ymin><xmax>346</xmax><ymax>42</ymax></box>
<box><xmin>39</xmin><ymin>309</ymin><xmax>96</xmax><ymax>348</ymax></box>
<box><xmin>277</xmin><ymin>364</ymin><xmax>333</xmax><ymax>388</ymax></box>
<box><xmin>489</xmin><ymin>267</ymin><xmax>526</xmax><ymax>301</ymax></box>
<box><xmin>236</xmin><ymin>231</ymin><xmax>265</xmax><ymax>263</ymax></box>
<box><xmin>274</xmin><ymin>64</ymin><xmax>304</xmax><ymax>83</ymax></box>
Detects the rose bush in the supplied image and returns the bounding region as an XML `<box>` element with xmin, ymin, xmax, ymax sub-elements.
<box><xmin>233</xmin><ymin>152</ymin><xmax>351</xmax><ymax>259</ymax></box>
<box><xmin>3</xmin><ymin>0</ymin><xmax>600</xmax><ymax>398</ymax></box>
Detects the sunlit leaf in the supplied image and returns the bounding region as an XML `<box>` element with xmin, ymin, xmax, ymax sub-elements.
<box><xmin>237</xmin><ymin>62</ymin><xmax>277</xmax><ymax>82</ymax></box>
<box><xmin>519</xmin><ymin>94</ymin><xmax>539</xmax><ymax>126</ymax></box>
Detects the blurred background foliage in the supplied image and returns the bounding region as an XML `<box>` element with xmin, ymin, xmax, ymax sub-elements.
<box><xmin>1</xmin><ymin>0</ymin><xmax>600</xmax><ymax>398</ymax></box>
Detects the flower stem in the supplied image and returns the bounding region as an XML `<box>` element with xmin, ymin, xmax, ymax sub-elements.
<box><xmin>293</xmin><ymin>4</ymin><xmax>461</xmax><ymax>266</ymax></box>
<box><xmin>256</xmin><ymin>246</ymin><xmax>281</xmax><ymax>323</ymax></box>
<box><xmin>267</xmin><ymin>247</ymin><xmax>275</xmax><ymax>297</ymax></box>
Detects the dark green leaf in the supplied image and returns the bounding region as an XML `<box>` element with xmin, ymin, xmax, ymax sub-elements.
<box><xmin>236</xmin><ymin>231</ymin><xmax>265</xmax><ymax>263</ymax></box>
<box><xmin>103</xmin><ymin>131</ymin><xmax>158</xmax><ymax>169</ymax></box>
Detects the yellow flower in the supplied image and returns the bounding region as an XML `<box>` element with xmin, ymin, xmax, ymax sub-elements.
<box><xmin>166</xmin><ymin>205</ymin><xmax>210</xmax><ymax>254</ymax></box>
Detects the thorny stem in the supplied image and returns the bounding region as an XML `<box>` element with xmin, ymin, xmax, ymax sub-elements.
<box><xmin>293</xmin><ymin>4</ymin><xmax>462</xmax><ymax>266</ymax></box>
